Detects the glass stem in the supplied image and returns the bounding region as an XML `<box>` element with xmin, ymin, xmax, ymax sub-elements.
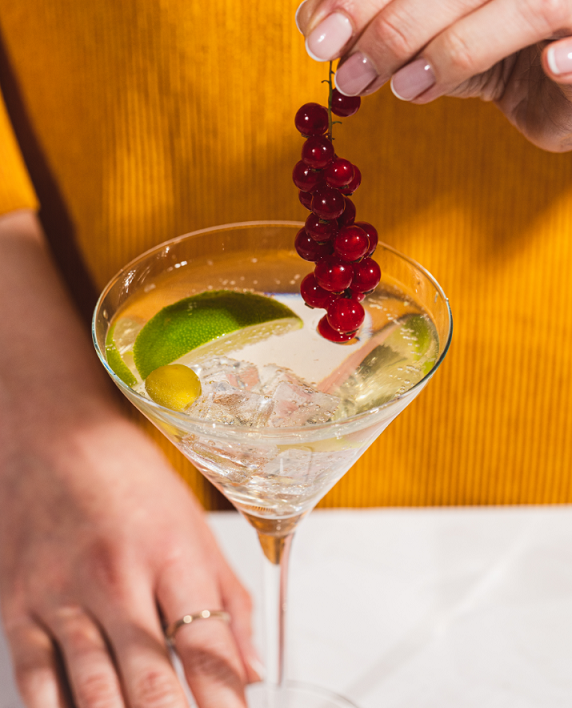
<box><xmin>260</xmin><ymin>531</ymin><xmax>294</xmax><ymax>699</ymax></box>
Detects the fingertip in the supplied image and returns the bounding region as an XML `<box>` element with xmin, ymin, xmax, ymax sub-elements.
<box><xmin>544</xmin><ymin>40</ymin><xmax>572</xmax><ymax>81</ymax></box>
<box><xmin>390</xmin><ymin>58</ymin><xmax>436</xmax><ymax>102</ymax></box>
<box><xmin>334</xmin><ymin>52</ymin><xmax>378</xmax><ymax>96</ymax></box>
<box><xmin>305</xmin><ymin>12</ymin><xmax>353</xmax><ymax>63</ymax></box>
<box><xmin>360</xmin><ymin>76</ymin><xmax>386</xmax><ymax>96</ymax></box>
<box><xmin>244</xmin><ymin>652</ymin><xmax>264</xmax><ymax>683</ymax></box>
<box><xmin>389</xmin><ymin>76</ymin><xmax>407</xmax><ymax>101</ymax></box>
<box><xmin>305</xmin><ymin>37</ymin><xmax>327</xmax><ymax>63</ymax></box>
<box><xmin>546</xmin><ymin>44</ymin><xmax>560</xmax><ymax>76</ymax></box>
<box><xmin>295</xmin><ymin>0</ymin><xmax>307</xmax><ymax>34</ymax></box>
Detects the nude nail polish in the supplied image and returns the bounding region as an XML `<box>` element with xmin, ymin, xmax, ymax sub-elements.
<box><xmin>305</xmin><ymin>13</ymin><xmax>352</xmax><ymax>62</ymax></box>
<box><xmin>547</xmin><ymin>42</ymin><xmax>572</xmax><ymax>75</ymax></box>
<box><xmin>335</xmin><ymin>52</ymin><xmax>378</xmax><ymax>96</ymax></box>
<box><xmin>295</xmin><ymin>1</ymin><xmax>307</xmax><ymax>34</ymax></box>
<box><xmin>391</xmin><ymin>58</ymin><xmax>435</xmax><ymax>101</ymax></box>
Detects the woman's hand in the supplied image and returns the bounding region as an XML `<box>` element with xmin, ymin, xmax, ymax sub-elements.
<box><xmin>0</xmin><ymin>411</ymin><xmax>259</xmax><ymax>708</ymax></box>
<box><xmin>0</xmin><ymin>210</ymin><xmax>258</xmax><ymax>708</ymax></box>
<box><xmin>297</xmin><ymin>0</ymin><xmax>572</xmax><ymax>152</ymax></box>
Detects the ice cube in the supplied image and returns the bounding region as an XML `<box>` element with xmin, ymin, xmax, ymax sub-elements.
<box><xmin>261</xmin><ymin>447</ymin><xmax>312</xmax><ymax>482</ymax></box>
<box><xmin>197</xmin><ymin>356</ymin><xmax>260</xmax><ymax>393</ymax></box>
<box><xmin>258</xmin><ymin>364</ymin><xmax>303</xmax><ymax>396</ymax></box>
<box><xmin>269</xmin><ymin>380</ymin><xmax>339</xmax><ymax>427</ymax></box>
<box><xmin>178</xmin><ymin>434</ymin><xmax>278</xmax><ymax>484</ymax></box>
<box><xmin>187</xmin><ymin>381</ymin><xmax>273</xmax><ymax>427</ymax></box>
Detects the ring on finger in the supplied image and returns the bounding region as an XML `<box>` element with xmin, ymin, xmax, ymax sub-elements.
<box><xmin>164</xmin><ymin>610</ymin><xmax>231</xmax><ymax>643</ymax></box>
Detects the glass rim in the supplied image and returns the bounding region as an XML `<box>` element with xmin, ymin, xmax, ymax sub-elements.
<box><xmin>246</xmin><ymin>680</ymin><xmax>360</xmax><ymax>707</ymax></box>
<box><xmin>92</xmin><ymin>220</ymin><xmax>453</xmax><ymax>442</ymax></box>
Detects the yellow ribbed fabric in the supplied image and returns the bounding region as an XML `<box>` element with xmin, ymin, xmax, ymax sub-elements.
<box><xmin>1</xmin><ymin>1</ymin><xmax>571</xmax><ymax>508</ymax></box>
<box><xmin>0</xmin><ymin>88</ymin><xmax>37</xmax><ymax>214</ymax></box>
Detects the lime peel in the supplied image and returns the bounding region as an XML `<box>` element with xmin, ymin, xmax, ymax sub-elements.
<box><xmin>134</xmin><ymin>290</ymin><xmax>302</xmax><ymax>380</ymax></box>
<box><xmin>106</xmin><ymin>325</ymin><xmax>137</xmax><ymax>386</ymax></box>
<box><xmin>399</xmin><ymin>314</ymin><xmax>438</xmax><ymax>374</ymax></box>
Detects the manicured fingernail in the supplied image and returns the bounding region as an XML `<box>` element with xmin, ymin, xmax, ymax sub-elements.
<box><xmin>391</xmin><ymin>58</ymin><xmax>435</xmax><ymax>101</ymax></box>
<box><xmin>306</xmin><ymin>13</ymin><xmax>352</xmax><ymax>62</ymax></box>
<box><xmin>361</xmin><ymin>76</ymin><xmax>385</xmax><ymax>96</ymax></box>
<box><xmin>247</xmin><ymin>654</ymin><xmax>265</xmax><ymax>680</ymax></box>
<box><xmin>547</xmin><ymin>42</ymin><xmax>572</xmax><ymax>75</ymax></box>
<box><xmin>334</xmin><ymin>52</ymin><xmax>378</xmax><ymax>96</ymax></box>
<box><xmin>295</xmin><ymin>1</ymin><xmax>307</xmax><ymax>34</ymax></box>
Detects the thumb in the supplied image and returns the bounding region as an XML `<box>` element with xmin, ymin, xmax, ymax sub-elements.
<box><xmin>543</xmin><ymin>36</ymin><xmax>572</xmax><ymax>91</ymax></box>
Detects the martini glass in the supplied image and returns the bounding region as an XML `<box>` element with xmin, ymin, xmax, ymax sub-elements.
<box><xmin>92</xmin><ymin>221</ymin><xmax>452</xmax><ymax>707</ymax></box>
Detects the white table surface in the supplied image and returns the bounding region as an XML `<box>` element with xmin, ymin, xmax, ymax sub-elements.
<box><xmin>2</xmin><ymin>506</ymin><xmax>572</xmax><ymax>707</ymax></box>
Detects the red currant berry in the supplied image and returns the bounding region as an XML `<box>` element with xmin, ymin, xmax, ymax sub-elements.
<box><xmin>333</xmin><ymin>225</ymin><xmax>369</xmax><ymax>262</ymax></box>
<box><xmin>295</xmin><ymin>103</ymin><xmax>329</xmax><ymax>137</ymax></box>
<box><xmin>295</xmin><ymin>229</ymin><xmax>332</xmax><ymax>262</ymax></box>
<box><xmin>299</xmin><ymin>190</ymin><xmax>313</xmax><ymax>210</ymax></box>
<box><xmin>338</xmin><ymin>197</ymin><xmax>356</xmax><ymax>227</ymax></box>
<box><xmin>318</xmin><ymin>315</ymin><xmax>357</xmax><ymax>342</ymax></box>
<box><xmin>301</xmin><ymin>136</ymin><xmax>335</xmax><ymax>169</ymax></box>
<box><xmin>331</xmin><ymin>89</ymin><xmax>361</xmax><ymax>117</ymax></box>
<box><xmin>327</xmin><ymin>297</ymin><xmax>365</xmax><ymax>333</ymax></box>
<box><xmin>355</xmin><ymin>221</ymin><xmax>378</xmax><ymax>257</ymax></box>
<box><xmin>305</xmin><ymin>213</ymin><xmax>338</xmax><ymax>243</ymax></box>
<box><xmin>324</xmin><ymin>158</ymin><xmax>354</xmax><ymax>189</ymax></box>
<box><xmin>300</xmin><ymin>273</ymin><xmax>335</xmax><ymax>309</ymax></box>
<box><xmin>349</xmin><ymin>287</ymin><xmax>365</xmax><ymax>302</ymax></box>
<box><xmin>315</xmin><ymin>256</ymin><xmax>353</xmax><ymax>292</ymax></box>
<box><xmin>352</xmin><ymin>257</ymin><xmax>381</xmax><ymax>293</ymax></box>
<box><xmin>292</xmin><ymin>161</ymin><xmax>322</xmax><ymax>192</ymax></box>
<box><xmin>311</xmin><ymin>186</ymin><xmax>345</xmax><ymax>220</ymax></box>
<box><xmin>341</xmin><ymin>165</ymin><xmax>361</xmax><ymax>196</ymax></box>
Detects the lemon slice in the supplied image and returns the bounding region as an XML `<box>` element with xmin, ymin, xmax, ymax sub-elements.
<box><xmin>145</xmin><ymin>364</ymin><xmax>202</xmax><ymax>411</ymax></box>
<box><xmin>134</xmin><ymin>290</ymin><xmax>302</xmax><ymax>380</ymax></box>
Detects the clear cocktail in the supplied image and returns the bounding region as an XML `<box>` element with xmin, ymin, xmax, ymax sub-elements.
<box><xmin>93</xmin><ymin>221</ymin><xmax>452</xmax><ymax>707</ymax></box>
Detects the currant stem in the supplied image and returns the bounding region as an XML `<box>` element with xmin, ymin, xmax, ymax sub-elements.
<box><xmin>327</xmin><ymin>61</ymin><xmax>334</xmax><ymax>141</ymax></box>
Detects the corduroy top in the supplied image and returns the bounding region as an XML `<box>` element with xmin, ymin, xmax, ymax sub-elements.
<box><xmin>1</xmin><ymin>0</ymin><xmax>571</xmax><ymax>509</ymax></box>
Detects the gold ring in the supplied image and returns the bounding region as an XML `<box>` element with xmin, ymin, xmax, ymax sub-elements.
<box><xmin>164</xmin><ymin>610</ymin><xmax>231</xmax><ymax>643</ymax></box>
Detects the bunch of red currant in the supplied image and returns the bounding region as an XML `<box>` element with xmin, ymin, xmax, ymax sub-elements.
<box><xmin>293</xmin><ymin>85</ymin><xmax>381</xmax><ymax>343</ymax></box>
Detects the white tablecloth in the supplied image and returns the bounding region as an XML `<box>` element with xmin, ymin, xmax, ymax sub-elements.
<box><xmin>2</xmin><ymin>507</ymin><xmax>572</xmax><ymax>707</ymax></box>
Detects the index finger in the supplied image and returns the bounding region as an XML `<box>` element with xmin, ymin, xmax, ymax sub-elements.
<box><xmin>297</xmin><ymin>0</ymin><xmax>391</xmax><ymax>62</ymax></box>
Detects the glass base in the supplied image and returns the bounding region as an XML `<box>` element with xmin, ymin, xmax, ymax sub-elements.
<box><xmin>246</xmin><ymin>681</ymin><xmax>360</xmax><ymax>708</ymax></box>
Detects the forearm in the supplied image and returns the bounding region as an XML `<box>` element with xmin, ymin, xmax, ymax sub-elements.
<box><xmin>0</xmin><ymin>210</ymin><xmax>119</xmax><ymax>465</ymax></box>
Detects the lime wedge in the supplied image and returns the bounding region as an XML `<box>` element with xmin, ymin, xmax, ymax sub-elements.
<box><xmin>106</xmin><ymin>324</ymin><xmax>137</xmax><ymax>386</ymax></box>
<box><xmin>134</xmin><ymin>290</ymin><xmax>302</xmax><ymax>380</ymax></box>
<box><xmin>327</xmin><ymin>313</ymin><xmax>439</xmax><ymax>418</ymax></box>
<box><xmin>389</xmin><ymin>314</ymin><xmax>438</xmax><ymax>374</ymax></box>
